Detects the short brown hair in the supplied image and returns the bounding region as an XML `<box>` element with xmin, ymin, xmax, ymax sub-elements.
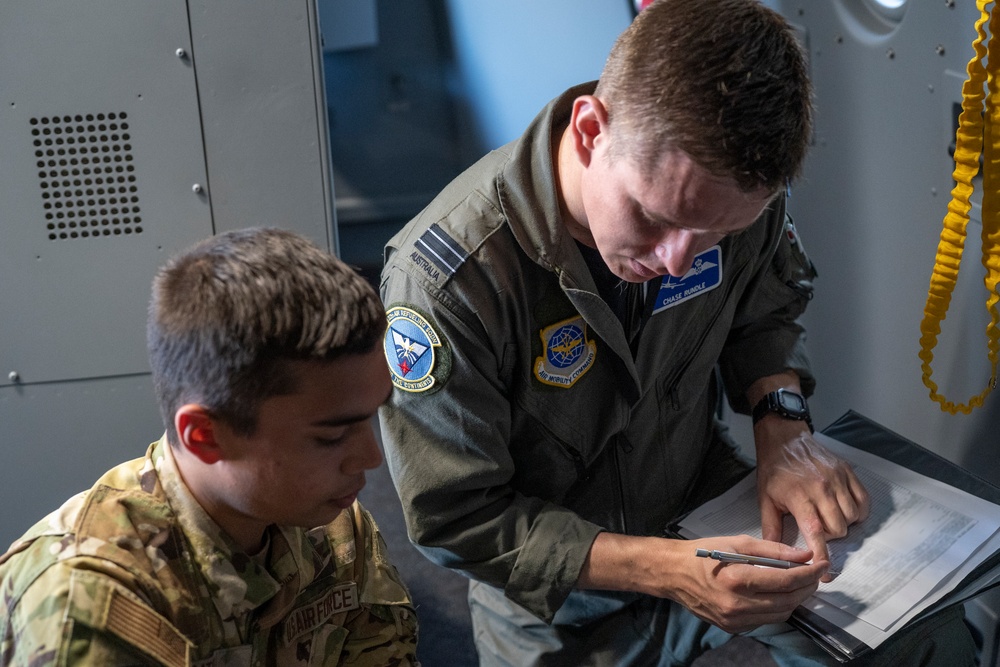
<box><xmin>147</xmin><ymin>227</ymin><xmax>385</xmax><ymax>443</ymax></box>
<box><xmin>595</xmin><ymin>0</ymin><xmax>812</xmax><ymax>192</ymax></box>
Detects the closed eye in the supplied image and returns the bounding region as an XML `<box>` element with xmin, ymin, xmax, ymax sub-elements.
<box><xmin>314</xmin><ymin>427</ymin><xmax>349</xmax><ymax>447</ymax></box>
<box><xmin>313</xmin><ymin>419</ymin><xmax>368</xmax><ymax>447</ymax></box>
<box><xmin>639</xmin><ymin>206</ymin><xmax>674</xmax><ymax>229</ymax></box>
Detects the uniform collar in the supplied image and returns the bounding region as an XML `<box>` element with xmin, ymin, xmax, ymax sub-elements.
<box><xmin>498</xmin><ymin>81</ymin><xmax>598</xmax><ymax>291</ymax></box>
<box><xmin>154</xmin><ymin>437</ymin><xmax>331</xmax><ymax>626</ymax></box>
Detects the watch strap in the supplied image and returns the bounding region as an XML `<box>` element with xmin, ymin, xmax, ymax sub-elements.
<box><xmin>751</xmin><ymin>389</ymin><xmax>814</xmax><ymax>432</ymax></box>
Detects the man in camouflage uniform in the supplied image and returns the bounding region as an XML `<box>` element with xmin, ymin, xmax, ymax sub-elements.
<box><xmin>0</xmin><ymin>228</ymin><xmax>418</xmax><ymax>665</ymax></box>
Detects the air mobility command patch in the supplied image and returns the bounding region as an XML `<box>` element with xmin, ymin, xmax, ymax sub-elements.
<box><xmin>652</xmin><ymin>245</ymin><xmax>723</xmax><ymax>314</ymax></box>
<box><xmin>384</xmin><ymin>306</ymin><xmax>448</xmax><ymax>393</ymax></box>
<box><xmin>533</xmin><ymin>315</ymin><xmax>596</xmax><ymax>388</ymax></box>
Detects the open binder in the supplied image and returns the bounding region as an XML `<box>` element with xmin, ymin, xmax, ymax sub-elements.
<box><xmin>674</xmin><ymin>410</ymin><xmax>1000</xmax><ymax>662</ymax></box>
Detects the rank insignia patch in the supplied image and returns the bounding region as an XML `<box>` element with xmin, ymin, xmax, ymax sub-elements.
<box><xmin>533</xmin><ymin>315</ymin><xmax>596</xmax><ymax>388</ymax></box>
<box><xmin>385</xmin><ymin>306</ymin><xmax>443</xmax><ymax>392</ymax></box>
<box><xmin>652</xmin><ymin>245</ymin><xmax>723</xmax><ymax>314</ymax></box>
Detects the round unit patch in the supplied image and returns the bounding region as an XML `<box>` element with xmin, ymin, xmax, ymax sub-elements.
<box><xmin>534</xmin><ymin>315</ymin><xmax>596</xmax><ymax>388</ymax></box>
<box><xmin>384</xmin><ymin>306</ymin><xmax>442</xmax><ymax>392</ymax></box>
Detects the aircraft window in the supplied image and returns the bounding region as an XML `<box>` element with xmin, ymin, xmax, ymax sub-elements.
<box><xmin>864</xmin><ymin>0</ymin><xmax>907</xmax><ymax>22</ymax></box>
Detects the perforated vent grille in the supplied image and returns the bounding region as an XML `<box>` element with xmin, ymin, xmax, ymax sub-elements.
<box><xmin>31</xmin><ymin>112</ymin><xmax>142</xmax><ymax>241</ymax></box>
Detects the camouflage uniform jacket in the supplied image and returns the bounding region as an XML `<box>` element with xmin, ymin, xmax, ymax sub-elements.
<box><xmin>0</xmin><ymin>437</ymin><xmax>418</xmax><ymax>666</ymax></box>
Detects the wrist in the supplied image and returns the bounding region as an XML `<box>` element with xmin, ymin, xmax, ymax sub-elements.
<box><xmin>751</xmin><ymin>388</ymin><xmax>813</xmax><ymax>433</ymax></box>
<box><xmin>578</xmin><ymin>533</ymin><xmax>683</xmax><ymax>597</ymax></box>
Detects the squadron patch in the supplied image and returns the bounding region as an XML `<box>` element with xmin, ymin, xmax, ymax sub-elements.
<box><xmin>384</xmin><ymin>306</ymin><xmax>443</xmax><ymax>393</ymax></box>
<box><xmin>652</xmin><ymin>245</ymin><xmax>723</xmax><ymax>314</ymax></box>
<box><xmin>533</xmin><ymin>315</ymin><xmax>596</xmax><ymax>388</ymax></box>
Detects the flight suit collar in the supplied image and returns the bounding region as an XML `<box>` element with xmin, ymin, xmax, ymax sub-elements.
<box><xmin>497</xmin><ymin>81</ymin><xmax>642</xmax><ymax>392</ymax></box>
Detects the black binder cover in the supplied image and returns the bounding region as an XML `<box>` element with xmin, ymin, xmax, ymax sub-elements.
<box><xmin>790</xmin><ymin>410</ymin><xmax>1000</xmax><ymax>661</ymax></box>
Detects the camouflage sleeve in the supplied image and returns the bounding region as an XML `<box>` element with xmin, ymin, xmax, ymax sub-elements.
<box><xmin>337</xmin><ymin>504</ymin><xmax>419</xmax><ymax>665</ymax></box>
<box><xmin>2</xmin><ymin>552</ymin><xmax>189</xmax><ymax>666</ymax></box>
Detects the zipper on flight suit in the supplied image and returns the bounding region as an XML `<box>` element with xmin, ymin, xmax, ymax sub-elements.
<box><xmin>612</xmin><ymin>434</ymin><xmax>631</xmax><ymax>535</ymax></box>
<box><xmin>567</xmin><ymin>446</ymin><xmax>590</xmax><ymax>483</ymax></box>
<box><xmin>658</xmin><ymin>261</ymin><xmax>749</xmax><ymax>400</ymax></box>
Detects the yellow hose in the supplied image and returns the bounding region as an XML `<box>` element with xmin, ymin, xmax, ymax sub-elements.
<box><xmin>918</xmin><ymin>0</ymin><xmax>1000</xmax><ymax>413</ymax></box>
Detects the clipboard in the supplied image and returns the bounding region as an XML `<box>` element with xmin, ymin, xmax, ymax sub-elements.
<box><xmin>796</xmin><ymin>410</ymin><xmax>1000</xmax><ymax>661</ymax></box>
<box><xmin>669</xmin><ymin>410</ymin><xmax>1000</xmax><ymax>662</ymax></box>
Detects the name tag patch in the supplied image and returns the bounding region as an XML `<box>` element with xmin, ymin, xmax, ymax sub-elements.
<box><xmin>533</xmin><ymin>315</ymin><xmax>596</xmax><ymax>388</ymax></box>
<box><xmin>282</xmin><ymin>582</ymin><xmax>360</xmax><ymax>646</ymax></box>
<box><xmin>652</xmin><ymin>245</ymin><xmax>723</xmax><ymax>314</ymax></box>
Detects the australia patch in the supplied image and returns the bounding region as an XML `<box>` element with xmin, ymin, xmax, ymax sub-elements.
<box><xmin>652</xmin><ymin>245</ymin><xmax>723</xmax><ymax>314</ymax></box>
<box><xmin>533</xmin><ymin>315</ymin><xmax>596</xmax><ymax>388</ymax></box>
<box><xmin>384</xmin><ymin>306</ymin><xmax>444</xmax><ymax>393</ymax></box>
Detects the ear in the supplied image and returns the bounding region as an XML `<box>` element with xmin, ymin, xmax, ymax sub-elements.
<box><xmin>174</xmin><ymin>404</ymin><xmax>223</xmax><ymax>465</ymax></box>
<box><xmin>569</xmin><ymin>95</ymin><xmax>610</xmax><ymax>168</ymax></box>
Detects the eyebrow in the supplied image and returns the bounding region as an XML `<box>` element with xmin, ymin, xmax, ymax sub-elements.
<box><xmin>309</xmin><ymin>386</ymin><xmax>393</xmax><ymax>428</ymax></box>
<box><xmin>642</xmin><ymin>205</ymin><xmax>760</xmax><ymax>236</ymax></box>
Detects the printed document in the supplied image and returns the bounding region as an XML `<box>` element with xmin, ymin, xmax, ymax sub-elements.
<box><xmin>675</xmin><ymin>433</ymin><xmax>1000</xmax><ymax>650</ymax></box>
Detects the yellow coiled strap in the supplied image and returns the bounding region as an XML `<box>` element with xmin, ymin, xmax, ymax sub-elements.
<box><xmin>918</xmin><ymin>0</ymin><xmax>1000</xmax><ymax>414</ymax></box>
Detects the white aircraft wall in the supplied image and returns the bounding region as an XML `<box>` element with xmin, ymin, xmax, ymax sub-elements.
<box><xmin>772</xmin><ymin>1</ymin><xmax>1000</xmax><ymax>485</ymax></box>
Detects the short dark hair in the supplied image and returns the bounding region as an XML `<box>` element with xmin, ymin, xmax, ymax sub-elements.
<box><xmin>595</xmin><ymin>0</ymin><xmax>812</xmax><ymax>192</ymax></box>
<box><xmin>147</xmin><ymin>227</ymin><xmax>385</xmax><ymax>443</ymax></box>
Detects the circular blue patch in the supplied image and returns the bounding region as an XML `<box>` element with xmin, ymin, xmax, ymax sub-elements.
<box><xmin>384</xmin><ymin>306</ymin><xmax>441</xmax><ymax>392</ymax></box>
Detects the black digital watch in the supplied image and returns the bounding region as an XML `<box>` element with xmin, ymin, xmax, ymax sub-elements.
<box><xmin>751</xmin><ymin>388</ymin><xmax>814</xmax><ymax>433</ymax></box>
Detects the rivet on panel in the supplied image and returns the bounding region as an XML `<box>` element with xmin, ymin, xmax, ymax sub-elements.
<box><xmin>175</xmin><ymin>48</ymin><xmax>187</xmax><ymax>59</ymax></box>
<box><xmin>192</xmin><ymin>183</ymin><xmax>203</xmax><ymax>194</ymax></box>
<box><xmin>8</xmin><ymin>371</ymin><xmax>20</xmax><ymax>383</ymax></box>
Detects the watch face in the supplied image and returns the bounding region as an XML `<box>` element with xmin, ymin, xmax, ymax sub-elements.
<box><xmin>777</xmin><ymin>390</ymin><xmax>807</xmax><ymax>414</ymax></box>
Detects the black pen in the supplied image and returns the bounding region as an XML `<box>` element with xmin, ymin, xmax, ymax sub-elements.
<box><xmin>695</xmin><ymin>548</ymin><xmax>806</xmax><ymax>569</ymax></box>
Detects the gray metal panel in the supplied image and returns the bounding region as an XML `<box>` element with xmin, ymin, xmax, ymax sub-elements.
<box><xmin>0</xmin><ymin>375</ymin><xmax>162</xmax><ymax>549</ymax></box>
<box><xmin>0</xmin><ymin>1</ymin><xmax>213</xmax><ymax>387</ymax></box>
<box><xmin>188</xmin><ymin>0</ymin><xmax>337</xmax><ymax>252</ymax></box>
<box><xmin>0</xmin><ymin>0</ymin><xmax>339</xmax><ymax>552</ymax></box>
<box><xmin>772</xmin><ymin>1</ymin><xmax>999</xmax><ymax>484</ymax></box>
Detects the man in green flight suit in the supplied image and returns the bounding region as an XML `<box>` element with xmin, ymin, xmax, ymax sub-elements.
<box><xmin>377</xmin><ymin>0</ymin><xmax>975</xmax><ymax>664</ymax></box>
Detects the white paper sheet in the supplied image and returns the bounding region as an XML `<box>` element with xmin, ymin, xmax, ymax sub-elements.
<box><xmin>676</xmin><ymin>433</ymin><xmax>1000</xmax><ymax>649</ymax></box>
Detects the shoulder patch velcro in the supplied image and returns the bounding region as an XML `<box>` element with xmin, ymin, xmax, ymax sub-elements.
<box><xmin>411</xmin><ymin>223</ymin><xmax>469</xmax><ymax>280</ymax></box>
<box><xmin>67</xmin><ymin>569</ymin><xmax>190</xmax><ymax>667</ymax></box>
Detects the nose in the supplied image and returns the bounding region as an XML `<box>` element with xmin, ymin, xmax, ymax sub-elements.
<box><xmin>343</xmin><ymin>425</ymin><xmax>384</xmax><ymax>475</ymax></box>
<box><xmin>655</xmin><ymin>230</ymin><xmax>702</xmax><ymax>278</ymax></box>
